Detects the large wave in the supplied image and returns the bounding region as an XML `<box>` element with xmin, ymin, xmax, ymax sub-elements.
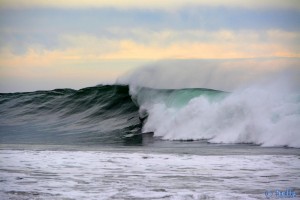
<box><xmin>0</xmin><ymin>82</ymin><xmax>299</xmax><ymax>147</ymax></box>
<box><xmin>1</xmin><ymin>59</ymin><xmax>299</xmax><ymax>147</ymax></box>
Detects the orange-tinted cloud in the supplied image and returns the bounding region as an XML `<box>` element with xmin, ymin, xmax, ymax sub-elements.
<box><xmin>0</xmin><ymin>29</ymin><xmax>299</xmax><ymax>91</ymax></box>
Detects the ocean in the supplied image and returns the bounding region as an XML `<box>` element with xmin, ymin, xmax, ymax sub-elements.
<box><xmin>0</xmin><ymin>83</ymin><xmax>299</xmax><ymax>199</ymax></box>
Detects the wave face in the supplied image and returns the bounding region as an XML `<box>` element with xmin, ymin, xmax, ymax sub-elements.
<box><xmin>0</xmin><ymin>85</ymin><xmax>142</xmax><ymax>145</ymax></box>
<box><xmin>1</xmin><ymin>82</ymin><xmax>300</xmax><ymax>147</ymax></box>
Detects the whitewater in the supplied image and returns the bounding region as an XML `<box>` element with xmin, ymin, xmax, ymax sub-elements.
<box><xmin>137</xmin><ymin>79</ymin><xmax>300</xmax><ymax>148</ymax></box>
<box><xmin>1</xmin><ymin>150</ymin><xmax>299</xmax><ymax>200</ymax></box>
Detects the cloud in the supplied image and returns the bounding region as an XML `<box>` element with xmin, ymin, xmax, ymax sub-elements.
<box><xmin>1</xmin><ymin>29</ymin><xmax>299</xmax><ymax>92</ymax></box>
<box><xmin>0</xmin><ymin>46</ymin><xmax>148</xmax><ymax>92</ymax></box>
<box><xmin>1</xmin><ymin>0</ymin><xmax>299</xmax><ymax>10</ymax></box>
<box><xmin>77</xmin><ymin>30</ymin><xmax>300</xmax><ymax>59</ymax></box>
<box><xmin>1</xmin><ymin>30</ymin><xmax>299</xmax><ymax>63</ymax></box>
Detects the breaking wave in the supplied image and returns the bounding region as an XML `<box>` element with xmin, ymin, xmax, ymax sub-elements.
<box><xmin>0</xmin><ymin>76</ymin><xmax>299</xmax><ymax>147</ymax></box>
<box><xmin>138</xmin><ymin>81</ymin><xmax>300</xmax><ymax>147</ymax></box>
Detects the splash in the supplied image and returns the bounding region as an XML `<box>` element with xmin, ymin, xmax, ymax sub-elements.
<box><xmin>137</xmin><ymin>76</ymin><xmax>300</xmax><ymax>147</ymax></box>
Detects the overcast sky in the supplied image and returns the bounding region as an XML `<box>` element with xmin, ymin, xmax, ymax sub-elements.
<box><xmin>0</xmin><ymin>0</ymin><xmax>299</xmax><ymax>92</ymax></box>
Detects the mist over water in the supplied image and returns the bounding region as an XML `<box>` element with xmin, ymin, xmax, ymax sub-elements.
<box><xmin>121</xmin><ymin>58</ymin><xmax>300</xmax><ymax>147</ymax></box>
<box><xmin>118</xmin><ymin>58</ymin><xmax>300</xmax><ymax>91</ymax></box>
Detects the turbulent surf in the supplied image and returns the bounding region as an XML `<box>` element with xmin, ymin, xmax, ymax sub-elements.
<box><xmin>0</xmin><ymin>81</ymin><xmax>299</xmax><ymax>147</ymax></box>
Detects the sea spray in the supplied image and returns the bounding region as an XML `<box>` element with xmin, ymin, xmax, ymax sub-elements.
<box><xmin>136</xmin><ymin>76</ymin><xmax>300</xmax><ymax>147</ymax></box>
<box><xmin>119</xmin><ymin>58</ymin><xmax>300</xmax><ymax>92</ymax></box>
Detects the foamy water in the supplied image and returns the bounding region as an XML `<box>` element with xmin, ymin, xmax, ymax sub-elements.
<box><xmin>0</xmin><ymin>150</ymin><xmax>299</xmax><ymax>200</ymax></box>
<box><xmin>140</xmin><ymin>78</ymin><xmax>300</xmax><ymax>148</ymax></box>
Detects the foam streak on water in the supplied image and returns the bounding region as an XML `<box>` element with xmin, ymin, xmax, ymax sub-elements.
<box><xmin>0</xmin><ymin>150</ymin><xmax>299</xmax><ymax>200</ymax></box>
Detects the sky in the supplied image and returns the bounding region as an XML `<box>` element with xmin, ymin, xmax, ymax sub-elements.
<box><xmin>0</xmin><ymin>0</ymin><xmax>299</xmax><ymax>92</ymax></box>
